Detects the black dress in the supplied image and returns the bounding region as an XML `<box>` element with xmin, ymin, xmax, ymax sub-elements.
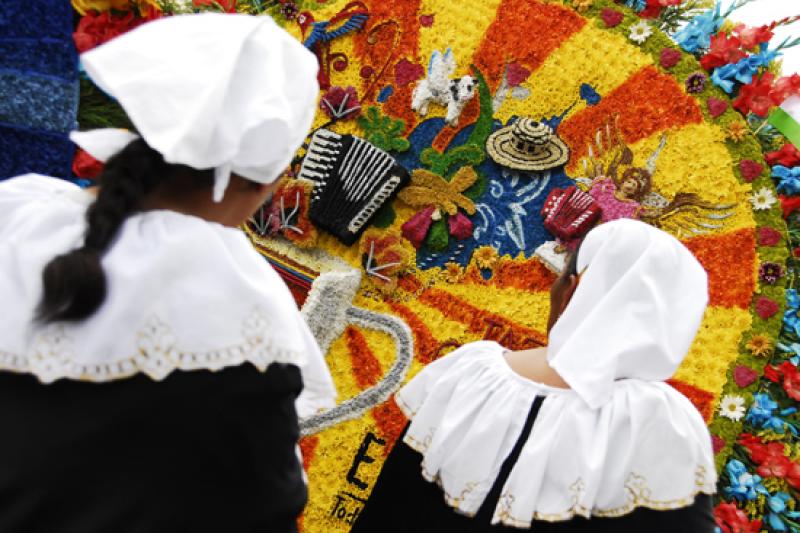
<box><xmin>352</xmin><ymin>397</ymin><xmax>715</xmax><ymax>533</ymax></box>
<box><xmin>0</xmin><ymin>363</ymin><xmax>306</xmax><ymax>533</ymax></box>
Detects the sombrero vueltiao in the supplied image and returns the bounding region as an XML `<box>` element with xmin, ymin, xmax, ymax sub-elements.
<box><xmin>486</xmin><ymin>118</ymin><xmax>570</xmax><ymax>171</ymax></box>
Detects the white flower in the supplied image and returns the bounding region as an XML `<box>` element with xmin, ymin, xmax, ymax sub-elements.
<box><xmin>719</xmin><ymin>394</ymin><xmax>746</xmax><ymax>421</ymax></box>
<box><xmin>749</xmin><ymin>187</ymin><xmax>777</xmax><ymax>211</ymax></box>
<box><xmin>628</xmin><ymin>21</ymin><xmax>653</xmax><ymax>44</ymax></box>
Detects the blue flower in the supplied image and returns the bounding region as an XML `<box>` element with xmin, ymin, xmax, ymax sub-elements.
<box><xmin>723</xmin><ymin>459</ymin><xmax>769</xmax><ymax>502</ymax></box>
<box><xmin>746</xmin><ymin>393</ymin><xmax>798</xmax><ymax>436</ymax></box>
<box><xmin>765</xmin><ymin>492</ymin><xmax>800</xmax><ymax>532</ymax></box>
<box><xmin>579</xmin><ymin>83</ymin><xmax>601</xmax><ymax>106</ymax></box>
<box><xmin>774</xmin><ymin>166</ymin><xmax>800</xmax><ymax>195</ymax></box>
<box><xmin>711</xmin><ymin>63</ymin><xmax>738</xmax><ymax>93</ymax></box>
<box><xmin>674</xmin><ymin>4</ymin><xmax>723</xmax><ymax>53</ymax></box>
<box><xmin>624</xmin><ymin>0</ymin><xmax>646</xmax><ymax>11</ymax></box>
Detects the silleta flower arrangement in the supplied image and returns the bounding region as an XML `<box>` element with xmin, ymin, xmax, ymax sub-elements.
<box><xmin>67</xmin><ymin>0</ymin><xmax>800</xmax><ymax>530</ymax></box>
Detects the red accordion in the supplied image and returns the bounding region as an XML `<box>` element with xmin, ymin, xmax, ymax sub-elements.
<box><xmin>540</xmin><ymin>186</ymin><xmax>602</xmax><ymax>245</ymax></box>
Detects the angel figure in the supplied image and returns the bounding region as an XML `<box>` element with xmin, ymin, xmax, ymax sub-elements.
<box><xmin>575</xmin><ymin>121</ymin><xmax>735</xmax><ymax>238</ymax></box>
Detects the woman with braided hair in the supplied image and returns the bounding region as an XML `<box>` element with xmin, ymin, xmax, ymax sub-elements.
<box><xmin>0</xmin><ymin>14</ymin><xmax>334</xmax><ymax>533</ymax></box>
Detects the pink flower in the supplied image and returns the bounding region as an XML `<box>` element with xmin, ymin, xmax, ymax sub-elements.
<box><xmin>448</xmin><ymin>211</ymin><xmax>473</xmax><ymax>240</ymax></box>
<box><xmin>506</xmin><ymin>63</ymin><xmax>531</xmax><ymax>87</ymax></box>
<box><xmin>659</xmin><ymin>48</ymin><xmax>681</xmax><ymax>69</ymax></box>
<box><xmin>401</xmin><ymin>206</ymin><xmax>435</xmax><ymax>248</ymax></box>
<box><xmin>738</xmin><ymin>160</ymin><xmax>763</xmax><ymax>182</ymax></box>
<box><xmin>733</xmin><ymin>365</ymin><xmax>758</xmax><ymax>388</ymax></box>
<box><xmin>601</xmin><ymin>8</ymin><xmax>624</xmax><ymax>28</ymax></box>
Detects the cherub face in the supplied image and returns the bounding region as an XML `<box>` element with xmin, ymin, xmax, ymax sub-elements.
<box><xmin>620</xmin><ymin>177</ymin><xmax>640</xmax><ymax>197</ymax></box>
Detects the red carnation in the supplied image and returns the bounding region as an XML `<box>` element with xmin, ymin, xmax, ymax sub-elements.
<box><xmin>700</xmin><ymin>33</ymin><xmax>746</xmax><ymax>71</ymax></box>
<box><xmin>660</xmin><ymin>48</ymin><xmax>681</xmax><ymax>69</ymax></box>
<box><xmin>779</xmin><ymin>361</ymin><xmax>800</xmax><ymax>401</ymax></box>
<box><xmin>193</xmin><ymin>0</ymin><xmax>237</xmax><ymax>11</ymax></box>
<box><xmin>780</xmin><ymin>195</ymin><xmax>800</xmax><ymax>219</ymax></box>
<box><xmin>764</xmin><ymin>364</ymin><xmax>781</xmax><ymax>383</ymax></box>
<box><xmin>757</xmin><ymin>227</ymin><xmax>781</xmax><ymax>246</ymax></box>
<box><xmin>601</xmin><ymin>8</ymin><xmax>624</xmax><ymax>28</ymax></box>
<box><xmin>733</xmin><ymin>72</ymin><xmax>776</xmax><ymax>118</ymax></box>
<box><xmin>707</xmin><ymin>97</ymin><xmax>728</xmax><ymax>118</ymax></box>
<box><xmin>72</xmin><ymin>148</ymin><xmax>104</xmax><ymax>179</ymax></box>
<box><xmin>739</xmin><ymin>159</ymin><xmax>763</xmax><ymax>182</ymax></box>
<box><xmin>638</xmin><ymin>0</ymin><xmax>680</xmax><ymax>19</ymax></box>
<box><xmin>767</xmin><ymin>143</ymin><xmax>800</xmax><ymax>167</ymax></box>
<box><xmin>73</xmin><ymin>11</ymin><xmax>145</xmax><ymax>53</ymax></box>
<box><xmin>755</xmin><ymin>296</ymin><xmax>779</xmax><ymax>319</ymax></box>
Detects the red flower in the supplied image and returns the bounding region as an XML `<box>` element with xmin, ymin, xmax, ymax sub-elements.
<box><xmin>738</xmin><ymin>160</ymin><xmax>763</xmax><ymax>182</ymax></box>
<box><xmin>770</xmin><ymin>74</ymin><xmax>800</xmax><ymax>105</ymax></box>
<box><xmin>448</xmin><ymin>211</ymin><xmax>473</xmax><ymax>240</ymax></box>
<box><xmin>788</xmin><ymin>461</ymin><xmax>800</xmax><ymax>489</ymax></box>
<box><xmin>638</xmin><ymin>0</ymin><xmax>680</xmax><ymax>19</ymax></box>
<box><xmin>780</xmin><ymin>361</ymin><xmax>800</xmax><ymax>400</ymax></box>
<box><xmin>757</xmin><ymin>452</ymin><xmax>791</xmax><ymax>478</ymax></box>
<box><xmin>714</xmin><ymin>502</ymin><xmax>762</xmax><ymax>533</ymax></box>
<box><xmin>73</xmin><ymin>11</ymin><xmax>145</xmax><ymax>53</ymax></box>
<box><xmin>707</xmin><ymin>97</ymin><xmax>728</xmax><ymax>118</ymax></box>
<box><xmin>733</xmin><ymin>23</ymin><xmax>774</xmax><ymax>51</ymax></box>
<box><xmin>395</xmin><ymin>59</ymin><xmax>424</xmax><ymax>87</ymax></box>
<box><xmin>659</xmin><ymin>48</ymin><xmax>681</xmax><ymax>69</ymax></box>
<box><xmin>401</xmin><ymin>206</ymin><xmax>435</xmax><ymax>248</ymax></box>
<box><xmin>711</xmin><ymin>434</ymin><xmax>725</xmax><ymax>454</ymax></box>
<box><xmin>755</xmin><ymin>296</ymin><xmax>779</xmax><ymax>319</ymax></box>
<box><xmin>193</xmin><ymin>0</ymin><xmax>237</xmax><ymax>12</ymax></box>
<box><xmin>601</xmin><ymin>8</ymin><xmax>624</xmax><ymax>28</ymax></box>
<box><xmin>733</xmin><ymin>365</ymin><xmax>758</xmax><ymax>388</ymax></box>
<box><xmin>319</xmin><ymin>86</ymin><xmax>361</xmax><ymax>119</ymax></box>
<box><xmin>72</xmin><ymin>148</ymin><xmax>103</xmax><ymax>179</ymax></box>
<box><xmin>794</xmin><ymin>246</ymin><xmax>800</xmax><ymax>258</ymax></box>
<box><xmin>700</xmin><ymin>33</ymin><xmax>746</xmax><ymax>71</ymax></box>
<box><xmin>780</xmin><ymin>195</ymin><xmax>800</xmax><ymax>219</ymax></box>
<box><xmin>757</xmin><ymin>227</ymin><xmax>781</xmax><ymax>246</ymax></box>
<box><xmin>767</xmin><ymin>143</ymin><xmax>800</xmax><ymax>168</ymax></box>
<box><xmin>764</xmin><ymin>364</ymin><xmax>782</xmax><ymax>383</ymax></box>
<box><xmin>733</xmin><ymin>72</ymin><xmax>776</xmax><ymax>118</ymax></box>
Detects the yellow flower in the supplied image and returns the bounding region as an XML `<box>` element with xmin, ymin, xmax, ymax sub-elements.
<box><xmin>72</xmin><ymin>0</ymin><xmax>131</xmax><ymax>15</ymax></box>
<box><xmin>397</xmin><ymin>166</ymin><xmax>478</xmax><ymax>216</ymax></box>
<box><xmin>443</xmin><ymin>262</ymin><xmax>463</xmax><ymax>283</ymax></box>
<box><xmin>572</xmin><ymin>0</ymin><xmax>593</xmax><ymax>12</ymax></box>
<box><xmin>727</xmin><ymin>122</ymin><xmax>748</xmax><ymax>142</ymax></box>
<box><xmin>746</xmin><ymin>334</ymin><xmax>773</xmax><ymax>357</ymax></box>
<box><xmin>472</xmin><ymin>246</ymin><xmax>499</xmax><ymax>270</ymax></box>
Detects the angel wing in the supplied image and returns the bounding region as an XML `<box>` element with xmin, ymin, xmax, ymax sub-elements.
<box><xmin>640</xmin><ymin>192</ymin><xmax>736</xmax><ymax>239</ymax></box>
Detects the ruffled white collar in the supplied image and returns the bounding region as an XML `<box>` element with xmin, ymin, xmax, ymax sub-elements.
<box><xmin>0</xmin><ymin>174</ymin><xmax>335</xmax><ymax>415</ymax></box>
<box><xmin>396</xmin><ymin>341</ymin><xmax>716</xmax><ymax>527</ymax></box>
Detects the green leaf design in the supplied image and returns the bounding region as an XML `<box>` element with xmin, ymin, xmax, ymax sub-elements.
<box><xmin>357</xmin><ymin>106</ymin><xmax>410</xmax><ymax>153</ymax></box>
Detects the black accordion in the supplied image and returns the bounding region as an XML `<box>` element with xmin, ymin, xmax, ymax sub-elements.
<box><xmin>298</xmin><ymin>129</ymin><xmax>410</xmax><ymax>245</ymax></box>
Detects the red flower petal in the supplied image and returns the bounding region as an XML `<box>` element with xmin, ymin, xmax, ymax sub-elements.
<box><xmin>754</xmin><ymin>296</ymin><xmax>779</xmax><ymax>319</ymax></box>
<box><xmin>707</xmin><ymin>97</ymin><xmax>728</xmax><ymax>118</ymax></box>
<box><xmin>738</xmin><ymin>159</ymin><xmax>763</xmax><ymax>182</ymax></box>
<box><xmin>401</xmin><ymin>206</ymin><xmax>435</xmax><ymax>248</ymax></box>
<box><xmin>601</xmin><ymin>8</ymin><xmax>624</xmax><ymax>28</ymax></box>
<box><xmin>733</xmin><ymin>365</ymin><xmax>758</xmax><ymax>388</ymax></box>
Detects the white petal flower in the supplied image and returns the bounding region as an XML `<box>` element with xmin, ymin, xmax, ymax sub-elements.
<box><xmin>749</xmin><ymin>187</ymin><xmax>777</xmax><ymax>211</ymax></box>
<box><xmin>628</xmin><ymin>21</ymin><xmax>653</xmax><ymax>44</ymax></box>
<box><xmin>719</xmin><ymin>394</ymin><xmax>746</xmax><ymax>421</ymax></box>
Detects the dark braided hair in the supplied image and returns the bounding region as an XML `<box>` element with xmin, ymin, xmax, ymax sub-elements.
<box><xmin>37</xmin><ymin>139</ymin><xmax>210</xmax><ymax>323</ymax></box>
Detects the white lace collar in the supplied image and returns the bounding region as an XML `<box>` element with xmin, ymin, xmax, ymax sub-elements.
<box><xmin>396</xmin><ymin>341</ymin><xmax>716</xmax><ymax>527</ymax></box>
<box><xmin>0</xmin><ymin>174</ymin><xmax>335</xmax><ymax>414</ymax></box>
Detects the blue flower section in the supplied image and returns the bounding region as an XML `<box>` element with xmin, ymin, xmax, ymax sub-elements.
<box><xmin>674</xmin><ymin>4</ymin><xmax>723</xmax><ymax>54</ymax></box>
<box><xmin>0</xmin><ymin>122</ymin><xmax>74</xmax><ymax>180</ymax></box>
<box><xmin>377</xmin><ymin>86</ymin><xmax>394</xmax><ymax>103</ymax></box>
<box><xmin>722</xmin><ymin>459</ymin><xmax>769</xmax><ymax>502</ymax></box>
<box><xmin>711</xmin><ymin>44</ymin><xmax>782</xmax><ymax>94</ymax></box>
<box><xmin>0</xmin><ymin>0</ymin><xmax>74</xmax><ymax>40</ymax></box>
<box><xmin>765</xmin><ymin>492</ymin><xmax>800</xmax><ymax>532</ymax></box>
<box><xmin>399</xmin><ymin>116</ymin><xmax>573</xmax><ymax>270</ymax></box>
<box><xmin>745</xmin><ymin>393</ymin><xmax>798</xmax><ymax>436</ymax></box>
<box><xmin>774</xmin><ymin>165</ymin><xmax>800</xmax><ymax>195</ymax></box>
<box><xmin>0</xmin><ymin>70</ymin><xmax>79</xmax><ymax>133</ymax></box>
<box><xmin>0</xmin><ymin>39</ymin><xmax>78</xmax><ymax>81</ymax></box>
<box><xmin>579</xmin><ymin>83</ymin><xmax>601</xmax><ymax>106</ymax></box>
<box><xmin>624</xmin><ymin>0</ymin><xmax>646</xmax><ymax>12</ymax></box>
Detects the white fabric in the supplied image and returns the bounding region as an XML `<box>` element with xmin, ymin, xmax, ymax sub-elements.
<box><xmin>0</xmin><ymin>174</ymin><xmax>335</xmax><ymax>417</ymax></box>
<box><xmin>781</xmin><ymin>95</ymin><xmax>800</xmax><ymax>121</ymax></box>
<box><xmin>75</xmin><ymin>13</ymin><xmax>319</xmax><ymax>201</ymax></box>
<box><xmin>69</xmin><ymin>129</ymin><xmax>140</xmax><ymax>162</ymax></box>
<box><xmin>548</xmin><ymin>218</ymin><xmax>709</xmax><ymax>409</ymax></box>
<box><xmin>397</xmin><ymin>341</ymin><xmax>716</xmax><ymax>527</ymax></box>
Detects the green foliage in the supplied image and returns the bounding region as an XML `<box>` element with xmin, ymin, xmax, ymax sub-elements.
<box><xmin>357</xmin><ymin>106</ymin><xmax>410</xmax><ymax>153</ymax></box>
<box><xmin>658</xmin><ymin>0</ymin><xmax>714</xmax><ymax>34</ymax></box>
<box><xmin>425</xmin><ymin>218</ymin><xmax>449</xmax><ymax>251</ymax></box>
<box><xmin>77</xmin><ymin>78</ymin><xmax>135</xmax><ymax>131</ymax></box>
<box><xmin>370</xmin><ymin>202</ymin><xmax>397</xmax><ymax>229</ymax></box>
<box><xmin>420</xmin><ymin>145</ymin><xmax>484</xmax><ymax>177</ymax></box>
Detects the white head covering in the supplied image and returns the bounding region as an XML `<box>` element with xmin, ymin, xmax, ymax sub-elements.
<box><xmin>547</xmin><ymin>218</ymin><xmax>708</xmax><ymax>409</ymax></box>
<box><xmin>70</xmin><ymin>13</ymin><xmax>319</xmax><ymax>202</ymax></box>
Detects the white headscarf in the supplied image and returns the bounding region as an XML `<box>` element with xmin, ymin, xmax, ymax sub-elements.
<box><xmin>70</xmin><ymin>13</ymin><xmax>319</xmax><ymax>202</ymax></box>
<box><xmin>547</xmin><ymin>218</ymin><xmax>708</xmax><ymax>409</ymax></box>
